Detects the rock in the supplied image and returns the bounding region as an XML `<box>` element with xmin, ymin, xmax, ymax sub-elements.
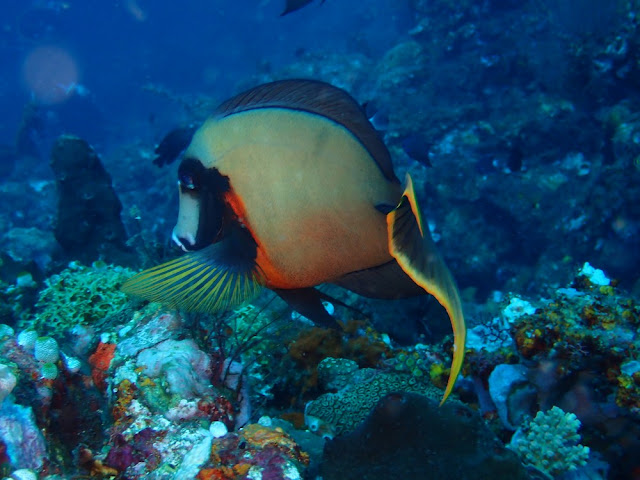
<box><xmin>0</xmin><ymin>400</ymin><xmax>47</xmax><ymax>471</ymax></box>
<box><xmin>321</xmin><ymin>392</ymin><xmax>529</xmax><ymax>480</ymax></box>
<box><xmin>50</xmin><ymin>135</ymin><xmax>133</xmax><ymax>265</ymax></box>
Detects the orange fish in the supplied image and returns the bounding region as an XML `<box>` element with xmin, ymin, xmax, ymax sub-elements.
<box><xmin>123</xmin><ymin>80</ymin><xmax>465</xmax><ymax>403</ymax></box>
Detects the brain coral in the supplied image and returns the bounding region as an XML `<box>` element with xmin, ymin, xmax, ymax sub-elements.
<box><xmin>305</xmin><ymin>370</ymin><xmax>441</xmax><ymax>436</ymax></box>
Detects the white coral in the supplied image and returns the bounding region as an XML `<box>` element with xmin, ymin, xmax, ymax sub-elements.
<box><xmin>0</xmin><ymin>364</ymin><xmax>17</xmax><ymax>403</ymax></box>
<box><xmin>34</xmin><ymin>336</ymin><xmax>59</xmax><ymax>363</ymax></box>
<box><xmin>508</xmin><ymin>406</ymin><xmax>589</xmax><ymax>478</ymax></box>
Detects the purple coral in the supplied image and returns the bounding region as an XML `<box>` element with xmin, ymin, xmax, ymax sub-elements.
<box><xmin>105</xmin><ymin>434</ymin><xmax>138</xmax><ymax>471</ymax></box>
<box><xmin>105</xmin><ymin>429</ymin><xmax>163</xmax><ymax>473</ymax></box>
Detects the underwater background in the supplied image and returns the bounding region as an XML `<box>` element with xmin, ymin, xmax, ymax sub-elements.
<box><xmin>1</xmin><ymin>0</ymin><xmax>640</xmax><ymax>479</ymax></box>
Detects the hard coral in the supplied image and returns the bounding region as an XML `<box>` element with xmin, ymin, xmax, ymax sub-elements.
<box><xmin>305</xmin><ymin>369</ymin><xmax>441</xmax><ymax>436</ymax></box>
<box><xmin>508</xmin><ymin>406</ymin><xmax>589</xmax><ymax>477</ymax></box>
<box><xmin>28</xmin><ymin>262</ymin><xmax>134</xmax><ymax>336</ymax></box>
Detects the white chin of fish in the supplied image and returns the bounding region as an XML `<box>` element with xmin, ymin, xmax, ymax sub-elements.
<box><xmin>172</xmin><ymin>230</ymin><xmax>195</xmax><ymax>252</ymax></box>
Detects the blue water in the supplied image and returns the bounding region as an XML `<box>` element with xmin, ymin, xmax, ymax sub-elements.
<box><xmin>1</xmin><ymin>0</ymin><xmax>411</xmax><ymax>148</ymax></box>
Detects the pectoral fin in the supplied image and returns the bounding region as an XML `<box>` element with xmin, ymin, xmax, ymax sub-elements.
<box><xmin>387</xmin><ymin>174</ymin><xmax>466</xmax><ymax>404</ymax></box>
<box><xmin>122</xmin><ymin>228</ymin><xmax>263</xmax><ymax>313</ymax></box>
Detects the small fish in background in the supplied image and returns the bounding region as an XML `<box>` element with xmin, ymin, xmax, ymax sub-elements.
<box><xmin>475</xmin><ymin>154</ymin><xmax>496</xmax><ymax>175</ymax></box>
<box><xmin>475</xmin><ymin>139</ymin><xmax>525</xmax><ymax>175</ymax></box>
<box><xmin>281</xmin><ymin>0</ymin><xmax>325</xmax><ymax>16</ymax></box>
<box><xmin>402</xmin><ymin>133</ymin><xmax>433</xmax><ymax>167</ymax></box>
<box><xmin>363</xmin><ymin>101</ymin><xmax>389</xmax><ymax>134</ymax></box>
<box><xmin>152</xmin><ymin>125</ymin><xmax>197</xmax><ymax>167</ymax></box>
<box><xmin>123</xmin><ymin>80</ymin><xmax>465</xmax><ymax>403</ymax></box>
<box><xmin>506</xmin><ymin>139</ymin><xmax>524</xmax><ymax>172</ymax></box>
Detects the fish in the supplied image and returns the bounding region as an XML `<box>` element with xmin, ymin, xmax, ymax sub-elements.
<box><xmin>281</xmin><ymin>0</ymin><xmax>324</xmax><ymax>16</ymax></box>
<box><xmin>152</xmin><ymin>125</ymin><xmax>197</xmax><ymax>167</ymax></box>
<box><xmin>122</xmin><ymin>79</ymin><xmax>465</xmax><ymax>403</ymax></box>
<box><xmin>402</xmin><ymin>133</ymin><xmax>432</xmax><ymax>167</ymax></box>
<box><xmin>362</xmin><ymin>101</ymin><xmax>389</xmax><ymax>134</ymax></box>
<box><xmin>506</xmin><ymin>139</ymin><xmax>524</xmax><ymax>172</ymax></box>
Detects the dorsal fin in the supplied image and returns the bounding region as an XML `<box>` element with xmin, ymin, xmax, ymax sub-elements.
<box><xmin>215</xmin><ymin>79</ymin><xmax>398</xmax><ymax>183</ymax></box>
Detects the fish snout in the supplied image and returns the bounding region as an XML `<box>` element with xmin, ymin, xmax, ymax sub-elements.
<box><xmin>172</xmin><ymin>229</ymin><xmax>196</xmax><ymax>252</ymax></box>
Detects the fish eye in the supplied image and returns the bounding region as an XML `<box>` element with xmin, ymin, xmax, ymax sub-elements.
<box><xmin>178</xmin><ymin>157</ymin><xmax>204</xmax><ymax>192</ymax></box>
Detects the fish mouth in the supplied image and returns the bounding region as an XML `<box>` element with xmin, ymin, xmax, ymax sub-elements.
<box><xmin>172</xmin><ymin>229</ymin><xmax>196</xmax><ymax>252</ymax></box>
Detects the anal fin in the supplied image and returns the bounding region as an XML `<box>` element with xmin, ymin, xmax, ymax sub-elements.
<box><xmin>275</xmin><ymin>287</ymin><xmax>340</xmax><ymax>329</ymax></box>
<box><xmin>387</xmin><ymin>174</ymin><xmax>466</xmax><ymax>404</ymax></box>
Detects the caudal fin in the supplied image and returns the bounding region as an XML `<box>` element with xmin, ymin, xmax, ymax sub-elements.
<box><xmin>387</xmin><ymin>174</ymin><xmax>466</xmax><ymax>404</ymax></box>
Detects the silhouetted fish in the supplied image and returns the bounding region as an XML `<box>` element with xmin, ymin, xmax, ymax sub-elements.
<box><xmin>281</xmin><ymin>0</ymin><xmax>324</xmax><ymax>16</ymax></box>
<box><xmin>506</xmin><ymin>139</ymin><xmax>524</xmax><ymax>172</ymax></box>
<box><xmin>153</xmin><ymin>126</ymin><xmax>197</xmax><ymax>167</ymax></box>
<box><xmin>402</xmin><ymin>134</ymin><xmax>432</xmax><ymax>167</ymax></box>
<box><xmin>363</xmin><ymin>101</ymin><xmax>389</xmax><ymax>133</ymax></box>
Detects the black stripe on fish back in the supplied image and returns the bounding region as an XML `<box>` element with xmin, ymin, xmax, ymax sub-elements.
<box><xmin>214</xmin><ymin>79</ymin><xmax>399</xmax><ymax>184</ymax></box>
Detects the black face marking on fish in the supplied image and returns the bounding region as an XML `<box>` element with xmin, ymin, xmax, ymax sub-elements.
<box><xmin>177</xmin><ymin>157</ymin><xmax>231</xmax><ymax>250</ymax></box>
<box><xmin>178</xmin><ymin>157</ymin><xmax>205</xmax><ymax>193</ymax></box>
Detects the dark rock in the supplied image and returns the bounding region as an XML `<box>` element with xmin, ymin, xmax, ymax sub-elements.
<box><xmin>50</xmin><ymin>135</ymin><xmax>134</xmax><ymax>265</ymax></box>
<box><xmin>321</xmin><ymin>392</ymin><xmax>529</xmax><ymax>480</ymax></box>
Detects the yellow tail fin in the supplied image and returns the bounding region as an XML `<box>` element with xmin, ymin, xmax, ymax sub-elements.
<box><xmin>387</xmin><ymin>174</ymin><xmax>466</xmax><ymax>404</ymax></box>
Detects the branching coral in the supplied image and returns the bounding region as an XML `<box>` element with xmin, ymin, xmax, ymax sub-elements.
<box><xmin>508</xmin><ymin>406</ymin><xmax>589</xmax><ymax>478</ymax></box>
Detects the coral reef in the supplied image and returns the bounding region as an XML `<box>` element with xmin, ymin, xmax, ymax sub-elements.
<box><xmin>461</xmin><ymin>264</ymin><xmax>640</xmax><ymax>477</ymax></box>
<box><xmin>195</xmin><ymin>420</ymin><xmax>310</xmax><ymax>480</ymax></box>
<box><xmin>2</xmin><ymin>255</ymin><xmax>638</xmax><ymax>479</ymax></box>
<box><xmin>285</xmin><ymin>320</ymin><xmax>392</xmax><ymax>400</ymax></box>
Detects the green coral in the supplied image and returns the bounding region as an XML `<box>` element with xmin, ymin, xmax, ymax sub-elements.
<box><xmin>317</xmin><ymin>357</ymin><xmax>359</xmax><ymax>391</ymax></box>
<box><xmin>26</xmin><ymin>261</ymin><xmax>134</xmax><ymax>335</ymax></box>
<box><xmin>305</xmin><ymin>369</ymin><xmax>441</xmax><ymax>436</ymax></box>
<box><xmin>508</xmin><ymin>406</ymin><xmax>589</xmax><ymax>478</ymax></box>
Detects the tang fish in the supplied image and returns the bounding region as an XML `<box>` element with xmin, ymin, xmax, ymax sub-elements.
<box><xmin>123</xmin><ymin>79</ymin><xmax>465</xmax><ymax>403</ymax></box>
